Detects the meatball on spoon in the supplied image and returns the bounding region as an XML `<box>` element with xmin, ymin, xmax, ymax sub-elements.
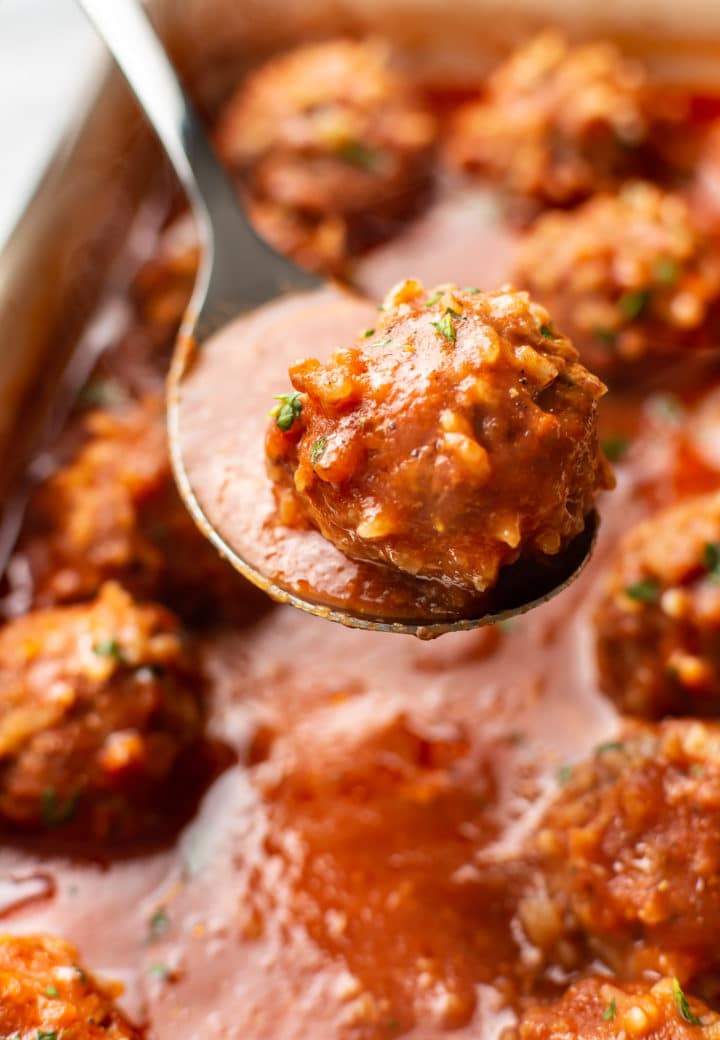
<box><xmin>77</xmin><ymin>0</ymin><xmax>606</xmax><ymax>636</ymax></box>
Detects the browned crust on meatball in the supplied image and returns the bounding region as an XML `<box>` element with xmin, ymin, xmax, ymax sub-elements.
<box><xmin>0</xmin><ymin>582</ymin><xmax>203</xmax><ymax>841</ymax></box>
<box><xmin>594</xmin><ymin>491</ymin><xmax>720</xmax><ymax>717</ymax></box>
<box><xmin>515</xmin><ymin>183</ymin><xmax>720</xmax><ymax>381</ymax></box>
<box><xmin>0</xmin><ymin>933</ymin><xmax>141</xmax><ymax>1038</ymax></box>
<box><xmin>522</xmin><ymin>720</ymin><xmax>720</xmax><ymax>979</ymax></box>
<box><xmin>215</xmin><ymin>39</ymin><xmax>437</xmax><ymax>273</ymax></box>
<box><xmin>266</xmin><ymin>279</ymin><xmax>612</xmax><ymax>595</ymax></box>
<box><xmin>507</xmin><ymin>976</ymin><xmax>720</xmax><ymax>1040</ymax></box>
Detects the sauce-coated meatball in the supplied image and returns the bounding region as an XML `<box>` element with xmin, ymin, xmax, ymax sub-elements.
<box><xmin>522</xmin><ymin>720</ymin><xmax>720</xmax><ymax>979</ymax></box>
<box><xmin>215</xmin><ymin>39</ymin><xmax>436</xmax><ymax>273</ymax></box>
<box><xmin>0</xmin><ymin>582</ymin><xmax>202</xmax><ymax>840</ymax></box>
<box><xmin>595</xmin><ymin>491</ymin><xmax>720</xmax><ymax>717</ymax></box>
<box><xmin>515</xmin><ymin>182</ymin><xmax>720</xmax><ymax>381</ymax></box>
<box><xmin>446</xmin><ymin>33</ymin><xmax>670</xmax><ymax>205</ymax></box>
<box><xmin>0</xmin><ymin>934</ymin><xmax>140</xmax><ymax>1038</ymax></box>
<box><xmin>508</xmin><ymin>976</ymin><xmax>720</xmax><ymax>1040</ymax></box>
<box><xmin>15</xmin><ymin>395</ymin><xmax>263</xmax><ymax>625</ymax></box>
<box><xmin>266</xmin><ymin>280</ymin><xmax>612</xmax><ymax>596</ymax></box>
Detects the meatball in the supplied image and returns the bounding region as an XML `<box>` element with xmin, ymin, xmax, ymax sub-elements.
<box><xmin>515</xmin><ymin>182</ymin><xmax>720</xmax><ymax>381</ymax></box>
<box><xmin>446</xmin><ymin>32</ymin><xmax>672</xmax><ymax>205</ymax></box>
<box><xmin>508</xmin><ymin>976</ymin><xmax>720</xmax><ymax>1040</ymax></box>
<box><xmin>215</xmin><ymin>39</ymin><xmax>436</xmax><ymax>273</ymax></box>
<box><xmin>595</xmin><ymin>491</ymin><xmax>720</xmax><ymax>718</ymax></box>
<box><xmin>0</xmin><ymin>933</ymin><xmax>140</xmax><ymax>1038</ymax></box>
<box><xmin>15</xmin><ymin>394</ymin><xmax>264</xmax><ymax>625</ymax></box>
<box><xmin>266</xmin><ymin>280</ymin><xmax>612</xmax><ymax>597</ymax></box>
<box><xmin>0</xmin><ymin>582</ymin><xmax>202</xmax><ymax>840</ymax></box>
<box><xmin>522</xmin><ymin>720</ymin><xmax>720</xmax><ymax>979</ymax></box>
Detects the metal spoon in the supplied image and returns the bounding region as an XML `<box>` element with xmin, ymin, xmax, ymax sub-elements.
<box><xmin>76</xmin><ymin>0</ymin><xmax>598</xmax><ymax>637</ymax></box>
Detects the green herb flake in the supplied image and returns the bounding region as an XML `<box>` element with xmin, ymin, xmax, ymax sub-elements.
<box><xmin>602</xmin><ymin>998</ymin><xmax>617</xmax><ymax>1021</ymax></box>
<box><xmin>37</xmin><ymin>1032</ymin><xmax>57</xmax><ymax>1040</ymax></box>
<box><xmin>557</xmin><ymin>764</ymin><xmax>573</xmax><ymax>786</ymax></box>
<box><xmin>593</xmin><ymin>327</ymin><xmax>618</xmax><ymax>346</ymax></box>
<box><xmin>44</xmin><ymin>985</ymin><xmax>59</xmax><ymax>998</ymax></box>
<box><xmin>92</xmin><ymin>638</ymin><xmax>125</xmax><ymax>663</ymax></box>
<box><xmin>624</xmin><ymin>579</ymin><xmax>661</xmax><ymax>604</ymax></box>
<box><xmin>691</xmin><ymin>763</ymin><xmax>706</xmax><ymax>778</ymax></box>
<box><xmin>373</xmin><ymin>337</ymin><xmax>393</xmax><ymax>348</ymax></box>
<box><xmin>73</xmin><ymin>965</ymin><xmax>87</xmax><ymax>984</ymax></box>
<box><xmin>149</xmin><ymin>907</ymin><xmax>170</xmax><ymax>940</ymax></box>
<box><xmin>310</xmin><ymin>437</ymin><xmax>328</xmax><ymax>466</ymax></box>
<box><xmin>617</xmin><ymin>288</ymin><xmax>651</xmax><ymax>321</ymax></box>
<box><xmin>601</xmin><ymin>435</ymin><xmax>631</xmax><ymax>463</ymax></box>
<box><xmin>336</xmin><ymin>139</ymin><xmax>381</xmax><ymax>171</ymax></box>
<box><xmin>40</xmin><ymin>788</ymin><xmax>78</xmax><ymax>828</ymax></box>
<box><xmin>424</xmin><ymin>291</ymin><xmax>444</xmax><ymax>307</ymax></box>
<box><xmin>463</xmin><ymin>286</ymin><xmax>482</xmax><ymax>294</ymax></box>
<box><xmin>595</xmin><ymin>741</ymin><xmax>624</xmax><ymax>756</ymax></box>
<box><xmin>385</xmin><ymin>1019</ymin><xmax>401</xmax><ymax>1032</ymax></box>
<box><xmin>540</xmin><ymin>324</ymin><xmax>555</xmax><ymax>340</ymax></box>
<box><xmin>432</xmin><ymin>311</ymin><xmax>457</xmax><ymax>343</ymax></box>
<box><xmin>363</xmin><ymin>328</ymin><xmax>375</xmax><ymax>338</ymax></box>
<box><xmin>149</xmin><ymin>962</ymin><xmax>171</xmax><ymax>981</ymax></box>
<box><xmin>673</xmin><ymin>977</ymin><xmax>703</xmax><ymax>1025</ymax></box>
<box><xmin>270</xmin><ymin>391</ymin><xmax>302</xmax><ymax>432</ymax></box>
<box><xmin>704</xmin><ymin>542</ymin><xmax>720</xmax><ymax>582</ymax></box>
<box><xmin>654</xmin><ymin>257</ymin><xmax>680</xmax><ymax>286</ymax></box>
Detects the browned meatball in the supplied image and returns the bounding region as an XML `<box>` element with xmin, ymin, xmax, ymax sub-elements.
<box><xmin>515</xmin><ymin>182</ymin><xmax>720</xmax><ymax>381</ymax></box>
<box><xmin>215</xmin><ymin>39</ymin><xmax>436</xmax><ymax>273</ymax></box>
<box><xmin>15</xmin><ymin>394</ymin><xmax>265</xmax><ymax>625</ymax></box>
<box><xmin>0</xmin><ymin>582</ymin><xmax>202</xmax><ymax>841</ymax></box>
<box><xmin>595</xmin><ymin>491</ymin><xmax>720</xmax><ymax>718</ymax></box>
<box><xmin>508</xmin><ymin>976</ymin><xmax>720</xmax><ymax>1040</ymax></box>
<box><xmin>0</xmin><ymin>933</ymin><xmax>141</xmax><ymax>1038</ymax></box>
<box><xmin>446</xmin><ymin>32</ymin><xmax>674</xmax><ymax>206</ymax></box>
<box><xmin>265</xmin><ymin>280</ymin><xmax>612</xmax><ymax>597</ymax></box>
<box><xmin>521</xmin><ymin>720</ymin><xmax>720</xmax><ymax>979</ymax></box>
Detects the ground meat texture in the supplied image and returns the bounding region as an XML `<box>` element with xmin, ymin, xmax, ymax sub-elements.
<box><xmin>215</xmin><ymin>39</ymin><xmax>436</xmax><ymax>273</ymax></box>
<box><xmin>514</xmin><ymin>182</ymin><xmax>720</xmax><ymax>381</ymax></box>
<box><xmin>522</xmin><ymin>720</ymin><xmax>720</xmax><ymax>980</ymax></box>
<box><xmin>445</xmin><ymin>32</ymin><xmax>669</xmax><ymax>206</ymax></box>
<box><xmin>0</xmin><ymin>933</ymin><xmax>141</xmax><ymax>1038</ymax></box>
<box><xmin>266</xmin><ymin>280</ymin><xmax>612</xmax><ymax>596</ymax></box>
<box><xmin>508</xmin><ymin>976</ymin><xmax>720</xmax><ymax>1040</ymax></box>
<box><xmin>0</xmin><ymin>582</ymin><xmax>202</xmax><ymax>841</ymax></box>
<box><xmin>14</xmin><ymin>394</ymin><xmax>265</xmax><ymax>626</ymax></box>
<box><xmin>595</xmin><ymin>491</ymin><xmax>720</xmax><ymax>718</ymax></box>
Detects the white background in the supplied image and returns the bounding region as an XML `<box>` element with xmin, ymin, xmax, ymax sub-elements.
<box><xmin>0</xmin><ymin>0</ymin><xmax>101</xmax><ymax>244</ymax></box>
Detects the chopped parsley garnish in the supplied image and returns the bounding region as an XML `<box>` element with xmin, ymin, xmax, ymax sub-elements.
<box><xmin>44</xmin><ymin>985</ymin><xmax>58</xmax><ymax>997</ymax></box>
<box><xmin>40</xmin><ymin>788</ymin><xmax>78</xmax><ymax>828</ymax></box>
<box><xmin>602</xmin><ymin>997</ymin><xmax>617</xmax><ymax>1021</ymax></box>
<box><xmin>595</xmin><ymin>741</ymin><xmax>624</xmax><ymax>756</ymax></box>
<box><xmin>149</xmin><ymin>907</ymin><xmax>170</xmax><ymax>940</ymax></box>
<box><xmin>149</xmin><ymin>962</ymin><xmax>171</xmax><ymax>980</ymax></box>
<box><xmin>557</xmin><ymin>764</ymin><xmax>573</xmax><ymax>786</ymax></box>
<box><xmin>617</xmin><ymin>288</ymin><xmax>651</xmax><ymax>321</ymax></box>
<box><xmin>336</xmin><ymin>139</ymin><xmax>381</xmax><ymax>171</ymax></box>
<box><xmin>624</xmin><ymin>578</ymin><xmax>660</xmax><ymax>604</ymax></box>
<box><xmin>77</xmin><ymin>378</ymin><xmax>128</xmax><ymax>410</ymax></box>
<box><xmin>92</xmin><ymin>638</ymin><xmax>125</xmax><ymax>662</ymax></box>
<box><xmin>601</xmin><ymin>435</ymin><xmax>631</xmax><ymax>463</ymax></box>
<box><xmin>270</xmin><ymin>391</ymin><xmax>302</xmax><ymax>432</ymax></box>
<box><xmin>463</xmin><ymin>286</ymin><xmax>482</xmax><ymax>294</ymax></box>
<box><xmin>540</xmin><ymin>324</ymin><xmax>555</xmax><ymax>340</ymax></box>
<box><xmin>673</xmin><ymin>977</ymin><xmax>703</xmax><ymax>1025</ymax></box>
<box><xmin>73</xmin><ymin>965</ymin><xmax>87</xmax><ymax>984</ymax></box>
<box><xmin>424</xmin><ymin>291</ymin><xmax>444</xmax><ymax>307</ymax></box>
<box><xmin>654</xmin><ymin>257</ymin><xmax>680</xmax><ymax>286</ymax></box>
<box><xmin>37</xmin><ymin>1032</ymin><xmax>57</xmax><ymax>1040</ymax></box>
<box><xmin>374</xmin><ymin>337</ymin><xmax>393</xmax><ymax>348</ymax></box>
<box><xmin>593</xmin><ymin>327</ymin><xmax>617</xmax><ymax>346</ymax></box>
<box><xmin>310</xmin><ymin>437</ymin><xmax>328</xmax><ymax>466</ymax></box>
<box><xmin>704</xmin><ymin>542</ymin><xmax>720</xmax><ymax>582</ymax></box>
<box><xmin>363</xmin><ymin>328</ymin><xmax>375</xmax><ymax>337</ymax></box>
<box><xmin>432</xmin><ymin>311</ymin><xmax>457</xmax><ymax>343</ymax></box>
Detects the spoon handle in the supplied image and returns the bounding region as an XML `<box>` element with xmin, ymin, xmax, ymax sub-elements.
<box><xmin>75</xmin><ymin>0</ymin><xmax>319</xmax><ymax>336</ymax></box>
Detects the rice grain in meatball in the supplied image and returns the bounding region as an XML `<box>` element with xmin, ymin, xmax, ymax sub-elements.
<box><xmin>0</xmin><ymin>582</ymin><xmax>203</xmax><ymax>841</ymax></box>
<box><xmin>595</xmin><ymin>490</ymin><xmax>720</xmax><ymax>718</ymax></box>
<box><xmin>0</xmin><ymin>933</ymin><xmax>141</xmax><ymax>1039</ymax></box>
<box><xmin>515</xmin><ymin>182</ymin><xmax>720</xmax><ymax>381</ymax></box>
<box><xmin>216</xmin><ymin>39</ymin><xmax>436</xmax><ymax>272</ymax></box>
<box><xmin>266</xmin><ymin>280</ymin><xmax>613</xmax><ymax>596</ymax></box>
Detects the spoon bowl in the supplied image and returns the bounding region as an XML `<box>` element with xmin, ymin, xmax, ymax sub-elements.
<box><xmin>77</xmin><ymin>0</ymin><xmax>599</xmax><ymax>636</ymax></box>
